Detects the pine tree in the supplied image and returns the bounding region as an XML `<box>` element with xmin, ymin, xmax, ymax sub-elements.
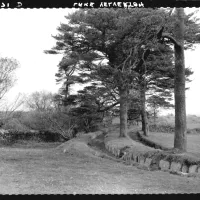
<box><xmin>45</xmin><ymin>8</ymin><xmax>200</xmax><ymax>139</ymax></box>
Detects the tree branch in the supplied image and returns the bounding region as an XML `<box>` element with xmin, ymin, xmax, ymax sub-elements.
<box><xmin>132</xmin><ymin>49</ymin><xmax>151</xmax><ymax>73</ymax></box>
<box><xmin>98</xmin><ymin>101</ymin><xmax>120</xmax><ymax>113</ymax></box>
<box><xmin>162</xmin><ymin>33</ymin><xmax>181</xmax><ymax>47</ymax></box>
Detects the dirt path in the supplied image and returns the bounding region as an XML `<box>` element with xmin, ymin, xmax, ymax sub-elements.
<box><xmin>0</xmin><ymin>142</ymin><xmax>200</xmax><ymax>194</ymax></box>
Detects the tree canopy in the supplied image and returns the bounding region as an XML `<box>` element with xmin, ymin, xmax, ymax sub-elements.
<box><xmin>45</xmin><ymin>8</ymin><xmax>200</xmax><ymax>138</ymax></box>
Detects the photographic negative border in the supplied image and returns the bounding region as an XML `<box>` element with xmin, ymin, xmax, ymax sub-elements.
<box><xmin>0</xmin><ymin>0</ymin><xmax>200</xmax><ymax>8</ymax></box>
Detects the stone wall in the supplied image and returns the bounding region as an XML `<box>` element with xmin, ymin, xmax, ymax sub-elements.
<box><xmin>104</xmin><ymin>136</ymin><xmax>200</xmax><ymax>177</ymax></box>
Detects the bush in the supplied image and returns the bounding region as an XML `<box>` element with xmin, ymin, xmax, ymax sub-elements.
<box><xmin>17</xmin><ymin>111</ymin><xmax>50</xmax><ymax>131</ymax></box>
<box><xmin>150</xmin><ymin>124</ymin><xmax>200</xmax><ymax>134</ymax></box>
<box><xmin>2</xmin><ymin>118</ymin><xmax>30</xmax><ymax>132</ymax></box>
<box><xmin>0</xmin><ymin>129</ymin><xmax>67</xmax><ymax>146</ymax></box>
<box><xmin>149</xmin><ymin>124</ymin><xmax>174</xmax><ymax>133</ymax></box>
<box><xmin>0</xmin><ymin>129</ymin><xmax>14</xmax><ymax>145</ymax></box>
<box><xmin>187</xmin><ymin>128</ymin><xmax>200</xmax><ymax>134</ymax></box>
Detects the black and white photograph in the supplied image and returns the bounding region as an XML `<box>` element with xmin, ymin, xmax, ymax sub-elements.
<box><xmin>0</xmin><ymin>1</ymin><xmax>200</xmax><ymax>194</ymax></box>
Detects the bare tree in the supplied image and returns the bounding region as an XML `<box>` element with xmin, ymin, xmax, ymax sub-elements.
<box><xmin>44</xmin><ymin>112</ymin><xmax>75</xmax><ymax>140</ymax></box>
<box><xmin>25</xmin><ymin>91</ymin><xmax>75</xmax><ymax>139</ymax></box>
<box><xmin>0</xmin><ymin>57</ymin><xmax>19</xmax><ymax>100</ymax></box>
<box><xmin>0</xmin><ymin>93</ymin><xmax>25</xmax><ymax>126</ymax></box>
<box><xmin>25</xmin><ymin>91</ymin><xmax>55</xmax><ymax>112</ymax></box>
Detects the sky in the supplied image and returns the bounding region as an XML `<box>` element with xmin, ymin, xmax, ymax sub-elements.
<box><xmin>0</xmin><ymin>9</ymin><xmax>76</xmax><ymax>98</ymax></box>
<box><xmin>0</xmin><ymin>8</ymin><xmax>200</xmax><ymax>116</ymax></box>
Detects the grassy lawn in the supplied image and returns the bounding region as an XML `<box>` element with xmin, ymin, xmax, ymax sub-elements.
<box><xmin>155</xmin><ymin>115</ymin><xmax>200</xmax><ymax>129</ymax></box>
<box><xmin>126</xmin><ymin>114</ymin><xmax>200</xmax><ymax>157</ymax></box>
<box><xmin>1</xmin><ymin>140</ymin><xmax>200</xmax><ymax>194</ymax></box>
<box><xmin>148</xmin><ymin>132</ymin><xmax>200</xmax><ymax>157</ymax></box>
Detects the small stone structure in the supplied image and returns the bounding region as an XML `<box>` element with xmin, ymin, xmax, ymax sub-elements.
<box><xmin>159</xmin><ymin>160</ymin><xmax>170</xmax><ymax>171</ymax></box>
<box><xmin>83</xmin><ymin>130</ymin><xmax>200</xmax><ymax>177</ymax></box>
<box><xmin>104</xmin><ymin>135</ymin><xmax>200</xmax><ymax>177</ymax></box>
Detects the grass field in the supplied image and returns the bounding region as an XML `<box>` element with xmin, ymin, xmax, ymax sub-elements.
<box><xmin>1</xmin><ymin>114</ymin><xmax>200</xmax><ymax>194</ymax></box>
<box><xmin>1</xmin><ymin>140</ymin><xmax>200</xmax><ymax>194</ymax></box>
<box><xmin>155</xmin><ymin>114</ymin><xmax>200</xmax><ymax>129</ymax></box>
<box><xmin>113</xmin><ymin>114</ymin><xmax>200</xmax><ymax>130</ymax></box>
<box><xmin>146</xmin><ymin>115</ymin><xmax>200</xmax><ymax>156</ymax></box>
<box><xmin>147</xmin><ymin>132</ymin><xmax>200</xmax><ymax>157</ymax></box>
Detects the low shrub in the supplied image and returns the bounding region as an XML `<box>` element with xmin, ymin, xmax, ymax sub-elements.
<box><xmin>149</xmin><ymin>124</ymin><xmax>174</xmax><ymax>133</ymax></box>
<box><xmin>2</xmin><ymin>118</ymin><xmax>30</xmax><ymax>133</ymax></box>
<box><xmin>195</xmin><ymin>128</ymin><xmax>200</xmax><ymax>133</ymax></box>
<box><xmin>0</xmin><ymin>129</ymin><xmax>67</xmax><ymax>145</ymax></box>
<box><xmin>187</xmin><ymin>128</ymin><xmax>200</xmax><ymax>134</ymax></box>
<box><xmin>149</xmin><ymin>124</ymin><xmax>200</xmax><ymax>134</ymax></box>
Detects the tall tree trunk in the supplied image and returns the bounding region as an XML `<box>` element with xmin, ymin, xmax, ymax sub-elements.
<box><xmin>153</xmin><ymin>107</ymin><xmax>156</xmax><ymax>126</ymax></box>
<box><xmin>119</xmin><ymin>87</ymin><xmax>128</xmax><ymax>137</ymax></box>
<box><xmin>140</xmin><ymin>85</ymin><xmax>149</xmax><ymax>136</ymax></box>
<box><xmin>174</xmin><ymin>8</ymin><xmax>187</xmax><ymax>152</ymax></box>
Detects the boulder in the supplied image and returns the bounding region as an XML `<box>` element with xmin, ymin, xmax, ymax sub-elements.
<box><xmin>170</xmin><ymin>162</ymin><xmax>182</xmax><ymax>172</ymax></box>
<box><xmin>189</xmin><ymin>165</ymin><xmax>197</xmax><ymax>173</ymax></box>
<box><xmin>144</xmin><ymin>158</ymin><xmax>152</xmax><ymax>168</ymax></box>
<box><xmin>181</xmin><ymin>165</ymin><xmax>189</xmax><ymax>173</ymax></box>
<box><xmin>159</xmin><ymin>160</ymin><xmax>170</xmax><ymax>171</ymax></box>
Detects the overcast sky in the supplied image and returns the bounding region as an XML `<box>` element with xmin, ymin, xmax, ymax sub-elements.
<box><xmin>0</xmin><ymin>8</ymin><xmax>200</xmax><ymax>116</ymax></box>
<box><xmin>0</xmin><ymin>9</ymin><xmax>75</xmax><ymax>98</ymax></box>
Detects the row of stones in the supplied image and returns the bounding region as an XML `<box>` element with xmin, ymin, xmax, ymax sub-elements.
<box><xmin>159</xmin><ymin>160</ymin><xmax>200</xmax><ymax>174</ymax></box>
<box><xmin>105</xmin><ymin>143</ymin><xmax>200</xmax><ymax>174</ymax></box>
<box><xmin>105</xmin><ymin>144</ymin><xmax>121</xmax><ymax>157</ymax></box>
